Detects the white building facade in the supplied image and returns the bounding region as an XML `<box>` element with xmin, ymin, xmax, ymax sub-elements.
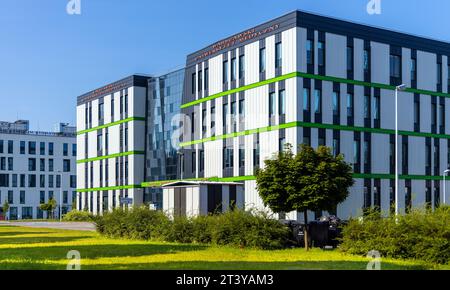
<box><xmin>179</xmin><ymin>11</ymin><xmax>450</xmax><ymax>220</ymax></box>
<box><xmin>76</xmin><ymin>75</ymin><xmax>149</xmax><ymax>214</ymax></box>
<box><xmin>0</xmin><ymin>121</ymin><xmax>77</xmax><ymax>220</ymax></box>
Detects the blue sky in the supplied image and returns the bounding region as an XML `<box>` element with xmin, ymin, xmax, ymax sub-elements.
<box><xmin>0</xmin><ymin>0</ymin><xmax>448</xmax><ymax>131</ymax></box>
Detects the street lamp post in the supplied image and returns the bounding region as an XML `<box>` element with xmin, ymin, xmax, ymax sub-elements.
<box><xmin>395</xmin><ymin>84</ymin><xmax>407</xmax><ymax>217</ymax></box>
<box><xmin>57</xmin><ymin>171</ymin><xmax>63</xmax><ymax>222</ymax></box>
<box><xmin>443</xmin><ymin>169</ymin><xmax>450</xmax><ymax>206</ymax></box>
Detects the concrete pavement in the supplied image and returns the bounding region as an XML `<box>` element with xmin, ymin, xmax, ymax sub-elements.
<box><xmin>0</xmin><ymin>221</ymin><xmax>96</xmax><ymax>231</ymax></box>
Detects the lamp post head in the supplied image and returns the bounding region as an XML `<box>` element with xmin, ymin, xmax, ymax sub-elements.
<box><xmin>396</xmin><ymin>84</ymin><xmax>407</xmax><ymax>91</ymax></box>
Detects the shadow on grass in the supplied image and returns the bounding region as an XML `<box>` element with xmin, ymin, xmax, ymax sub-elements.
<box><xmin>0</xmin><ymin>243</ymin><xmax>208</xmax><ymax>269</ymax></box>
<box><xmin>0</xmin><ymin>236</ymin><xmax>92</xmax><ymax>245</ymax></box>
<box><xmin>0</xmin><ymin>260</ymin><xmax>429</xmax><ymax>271</ymax></box>
<box><xmin>0</xmin><ymin>231</ymin><xmax>55</xmax><ymax>237</ymax></box>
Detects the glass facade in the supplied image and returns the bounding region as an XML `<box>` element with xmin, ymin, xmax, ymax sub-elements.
<box><xmin>145</xmin><ymin>69</ymin><xmax>184</xmax><ymax>208</ymax></box>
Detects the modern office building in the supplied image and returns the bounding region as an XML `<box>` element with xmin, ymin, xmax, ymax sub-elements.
<box><xmin>179</xmin><ymin>10</ymin><xmax>450</xmax><ymax>220</ymax></box>
<box><xmin>76</xmin><ymin>75</ymin><xmax>150</xmax><ymax>214</ymax></box>
<box><xmin>0</xmin><ymin>120</ymin><xmax>77</xmax><ymax>220</ymax></box>
<box><xmin>78</xmin><ymin>10</ymin><xmax>450</xmax><ymax>220</ymax></box>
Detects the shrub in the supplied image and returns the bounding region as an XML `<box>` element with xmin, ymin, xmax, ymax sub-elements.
<box><xmin>63</xmin><ymin>210</ymin><xmax>95</xmax><ymax>222</ymax></box>
<box><xmin>95</xmin><ymin>207</ymin><xmax>290</xmax><ymax>250</ymax></box>
<box><xmin>340</xmin><ymin>207</ymin><xmax>450</xmax><ymax>265</ymax></box>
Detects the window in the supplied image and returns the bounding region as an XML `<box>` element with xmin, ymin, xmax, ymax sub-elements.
<box><xmin>364</xmin><ymin>95</ymin><xmax>370</xmax><ymax>119</ymax></box>
<box><xmin>231</xmin><ymin>101</ymin><xmax>237</xmax><ymax>132</ymax></box>
<box><xmin>40</xmin><ymin>142</ymin><xmax>45</xmax><ymax>155</ymax></box>
<box><xmin>239</xmin><ymin>99</ymin><xmax>245</xmax><ymax>119</ymax></box>
<box><xmin>204</xmin><ymin>68</ymin><xmax>209</xmax><ymax>90</ymax></box>
<box><xmin>20</xmin><ymin>141</ymin><xmax>25</xmax><ymax>154</ymax></box>
<box><xmin>48</xmin><ymin>143</ymin><xmax>54</xmax><ymax>156</ymax></box>
<box><xmin>223</xmin><ymin>60</ymin><xmax>228</xmax><ymax>83</ymax></box>
<box><xmin>303</xmin><ymin>88</ymin><xmax>310</xmax><ymax>112</ymax></box>
<box><xmin>63</xmin><ymin>191</ymin><xmax>68</xmax><ymax>204</ymax></box>
<box><xmin>275</xmin><ymin>42</ymin><xmax>282</xmax><ymax>68</ymax></box>
<box><xmin>40</xmin><ymin>175</ymin><xmax>45</xmax><ymax>188</ymax></box>
<box><xmin>28</xmin><ymin>158</ymin><xmax>36</xmax><ymax>171</ymax></box>
<box><xmin>125</xmin><ymin>128</ymin><xmax>128</xmax><ymax>147</ymax></box>
<box><xmin>332</xmin><ymin>92</ymin><xmax>339</xmax><ymax>116</ymax></box>
<box><xmin>333</xmin><ymin>138</ymin><xmax>340</xmax><ymax>157</ymax></box>
<box><xmin>347</xmin><ymin>93</ymin><xmax>354</xmax><ymax>117</ymax></box>
<box><xmin>317</xmin><ymin>41</ymin><xmax>325</xmax><ymax>67</ymax></box>
<box><xmin>279</xmin><ymin>137</ymin><xmax>286</xmax><ymax>152</ymax></box>
<box><xmin>191</xmin><ymin>73</ymin><xmax>196</xmax><ymax>94</ymax></box>
<box><xmin>124</xmin><ymin>94</ymin><xmax>128</xmax><ymax>113</ymax></box>
<box><xmin>431</xmin><ymin>102</ymin><xmax>437</xmax><ymax>127</ymax></box>
<box><xmin>70</xmin><ymin>175</ymin><xmax>76</xmax><ymax>188</ymax></box>
<box><xmin>363</xmin><ymin>141</ymin><xmax>370</xmax><ymax>166</ymax></box>
<box><xmin>314</xmin><ymin>89</ymin><xmax>322</xmax><ymax>114</ymax></box>
<box><xmin>353</xmin><ymin>140</ymin><xmax>360</xmax><ymax>167</ymax></box>
<box><xmin>373</xmin><ymin>96</ymin><xmax>381</xmax><ymax>121</ymax></box>
<box><xmin>28</xmin><ymin>142</ymin><xmax>36</xmax><ymax>155</ymax></box>
<box><xmin>72</xmin><ymin>144</ymin><xmax>77</xmax><ymax>157</ymax></box>
<box><xmin>231</xmin><ymin>58</ymin><xmax>237</xmax><ymax>81</ymax></box>
<box><xmin>97</xmin><ymin>133</ymin><xmax>103</xmax><ymax>152</ymax></box>
<box><xmin>202</xmin><ymin>109</ymin><xmax>207</xmax><ymax>136</ymax></box>
<box><xmin>63</xmin><ymin>160</ymin><xmax>71</xmax><ymax>172</ymax></box>
<box><xmin>414</xmin><ymin>100</ymin><xmax>420</xmax><ymax>126</ymax></box>
<box><xmin>223</xmin><ymin>104</ymin><xmax>228</xmax><ymax>133</ymax></box>
<box><xmin>56</xmin><ymin>175</ymin><xmax>61</xmax><ymax>188</ymax></box>
<box><xmin>198</xmin><ymin>70</ymin><xmax>202</xmax><ymax>91</ymax></box>
<box><xmin>223</xmin><ymin>147</ymin><xmax>234</xmax><ymax>168</ymax></box>
<box><xmin>306</xmin><ymin>40</ymin><xmax>314</xmax><ymax>65</ymax></box>
<box><xmin>239</xmin><ymin>55</ymin><xmax>245</xmax><ymax>78</ymax></box>
<box><xmin>111</xmin><ymin>98</ymin><xmax>115</xmax><ymax>118</ymax></box>
<box><xmin>49</xmin><ymin>191</ymin><xmax>54</xmax><ymax>200</ymax></box>
<box><xmin>20</xmin><ymin>174</ymin><xmax>25</xmax><ymax>187</ymax></box>
<box><xmin>411</xmin><ymin>58</ymin><xmax>417</xmax><ymax>81</ymax></box>
<box><xmin>192</xmin><ymin>152</ymin><xmax>196</xmax><ymax>172</ymax></box>
<box><xmin>364</xmin><ymin>49</ymin><xmax>370</xmax><ymax>72</ymax></box>
<box><xmin>7</xmin><ymin>157</ymin><xmax>13</xmax><ymax>171</ymax></box>
<box><xmin>438</xmin><ymin>63</ymin><xmax>442</xmax><ymax>85</ymax></box>
<box><xmin>279</xmin><ymin>90</ymin><xmax>286</xmax><ymax>115</ymax></box>
<box><xmin>99</xmin><ymin>103</ymin><xmax>104</xmax><ymax>120</ymax></box>
<box><xmin>200</xmin><ymin>150</ymin><xmax>205</xmax><ymax>172</ymax></box>
<box><xmin>211</xmin><ymin>107</ymin><xmax>216</xmax><ymax>136</ymax></box>
<box><xmin>40</xmin><ymin>191</ymin><xmax>45</xmax><ymax>204</ymax></box>
<box><xmin>440</xmin><ymin>104</ymin><xmax>445</xmax><ymax>127</ymax></box>
<box><xmin>12</xmin><ymin>174</ymin><xmax>17</xmax><ymax>187</ymax></box>
<box><xmin>0</xmin><ymin>140</ymin><xmax>3</xmax><ymax>153</ymax></box>
<box><xmin>28</xmin><ymin>175</ymin><xmax>36</xmax><ymax>188</ymax></box>
<box><xmin>48</xmin><ymin>175</ymin><xmax>54</xmax><ymax>188</ymax></box>
<box><xmin>8</xmin><ymin>191</ymin><xmax>13</xmax><ymax>204</ymax></box>
<box><xmin>259</xmin><ymin>48</ymin><xmax>266</xmax><ymax>73</ymax></box>
<box><xmin>49</xmin><ymin>159</ymin><xmax>54</xmax><ymax>172</ymax></box>
<box><xmin>0</xmin><ymin>158</ymin><xmax>5</xmax><ymax>170</ymax></box>
<box><xmin>390</xmin><ymin>54</ymin><xmax>401</xmax><ymax>78</ymax></box>
<box><xmin>269</xmin><ymin>92</ymin><xmax>276</xmax><ymax>117</ymax></box>
<box><xmin>120</xmin><ymin>96</ymin><xmax>124</xmax><ymax>113</ymax></box>
<box><xmin>63</xmin><ymin>143</ymin><xmax>68</xmax><ymax>156</ymax></box>
<box><xmin>347</xmin><ymin>46</ymin><xmax>353</xmax><ymax>71</ymax></box>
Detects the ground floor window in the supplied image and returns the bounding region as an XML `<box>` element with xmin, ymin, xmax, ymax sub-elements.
<box><xmin>21</xmin><ymin>207</ymin><xmax>33</xmax><ymax>220</ymax></box>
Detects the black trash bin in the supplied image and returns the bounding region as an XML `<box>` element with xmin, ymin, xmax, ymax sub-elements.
<box><xmin>308</xmin><ymin>220</ymin><xmax>329</xmax><ymax>248</ymax></box>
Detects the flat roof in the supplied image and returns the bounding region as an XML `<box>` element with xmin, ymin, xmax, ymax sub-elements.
<box><xmin>186</xmin><ymin>10</ymin><xmax>450</xmax><ymax>66</ymax></box>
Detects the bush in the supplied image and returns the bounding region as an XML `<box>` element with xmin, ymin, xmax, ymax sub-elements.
<box><xmin>96</xmin><ymin>207</ymin><xmax>170</xmax><ymax>241</ymax></box>
<box><xmin>340</xmin><ymin>207</ymin><xmax>450</xmax><ymax>265</ymax></box>
<box><xmin>63</xmin><ymin>210</ymin><xmax>95</xmax><ymax>222</ymax></box>
<box><xmin>95</xmin><ymin>207</ymin><xmax>290</xmax><ymax>250</ymax></box>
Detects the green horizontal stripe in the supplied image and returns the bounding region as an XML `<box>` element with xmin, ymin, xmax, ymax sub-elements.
<box><xmin>77</xmin><ymin>151</ymin><xmax>145</xmax><ymax>164</ymax></box>
<box><xmin>180</xmin><ymin>121</ymin><xmax>450</xmax><ymax>147</ymax></box>
<box><xmin>77</xmin><ymin>184</ymin><xmax>142</xmax><ymax>193</ymax></box>
<box><xmin>77</xmin><ymin>117</ymin><xmax>146</xmax><ymax>135</ymax></box>
<box><xmin>142</xmin><ymin>173</ymin><xmax>446</xmax><ymax>188</ymax></box>
<box><xmin>181</xmin><ymin>71</ymin><xmax>450</xmax><ymax>109</ymax></box>
<box><xmin>181</xmin><ymin>72</ymin><xmax>298</xmax><ymax>109</ymax></box>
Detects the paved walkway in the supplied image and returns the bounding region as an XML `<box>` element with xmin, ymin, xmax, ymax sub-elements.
<box><xmin>0</xmin><ymin>221</ymin><xmax>96</xmax><ymax>231</ymax></box>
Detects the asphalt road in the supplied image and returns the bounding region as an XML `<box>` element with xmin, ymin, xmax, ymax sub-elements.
<box><xmin>0</xmin><ymin>221</ymin><xmax>96</xmax><ymax>231</ymax></box>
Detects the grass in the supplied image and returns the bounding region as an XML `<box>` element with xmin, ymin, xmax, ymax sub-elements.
<box><xmin>0</xmin><ymin>225</ymin><xmax>447</xmax><ymax>270</ymax></box>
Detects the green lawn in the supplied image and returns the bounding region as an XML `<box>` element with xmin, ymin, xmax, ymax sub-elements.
<box><xmin>0</xmin><ymin>225</ymin><xmax>446</xmax><ymax>270</ymax></box>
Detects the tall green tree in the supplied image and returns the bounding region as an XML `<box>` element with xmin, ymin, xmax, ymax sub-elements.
<box><xmin>2</xmin><ymin>201</ymin><xmax>10</xmax><ymax>220</ymax></box>
<box><xmin>256</xmin><ymin>144</ymin><xmax>354</xmax><ymax>250</ymax></box>
<box><xmin>40</xmin><ymin>198</ymin><xmax>57</xmax><ymax>220</ymax></box>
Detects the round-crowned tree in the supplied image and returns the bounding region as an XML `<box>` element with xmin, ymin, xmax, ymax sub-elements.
<box><xmin>256</xmin><ymin>144</ymin><xmax>354</xmax><ymax>250</ymax></box>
